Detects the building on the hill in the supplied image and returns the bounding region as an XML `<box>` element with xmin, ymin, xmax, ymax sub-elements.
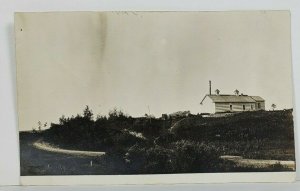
<box><xmin>169</xmin><ymin>111</ymin><xmax>191</xmax><ymax>118</ymax></box>
<box><xmin>200</xmin><ymin>81</ymin><xmax>265</xmax><ymax>113</ymax></box>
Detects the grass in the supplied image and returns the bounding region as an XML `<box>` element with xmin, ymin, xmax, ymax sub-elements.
<box><xmin>19</xmin><ymin>109</ymin><xmax>296</xmax><ymax>175</ymax></box>
<box><xmin>170</xmin><ymin>110</ymin><xmax>295</xmax><ymax>161</ymax></box>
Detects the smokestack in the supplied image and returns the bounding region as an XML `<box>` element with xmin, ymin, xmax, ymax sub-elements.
<box><xmin>209</xmin><ymin>80</ymin><xmax>211</xmax><ymax>95</ymax></box>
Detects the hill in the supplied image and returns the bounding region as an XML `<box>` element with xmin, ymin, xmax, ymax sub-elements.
<box><xmin>167</xmin><ymin>110</ymin><xmax>295</xmax><ymax>160</ymax></box>
<box><xmin>20</xmin><ymin>108</ymin><xmax>295</xmax><ymax>175</ymax></box>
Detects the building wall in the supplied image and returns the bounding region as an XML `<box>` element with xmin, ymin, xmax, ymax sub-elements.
<box><xmin>200</xmin><ymin>97</ymin><xmax>215</xmax><ymax>114</ymax></box>
<box><xmin>201</xmin><ymin>97</ymin><xmax>266</xmax><ymax>113</ymax></box>
<box><xmin>215</xmin><ymin>102</ymin><xmax>256</xmax><ymax>113</ymax></box>
<box><xmin>255</xmin><ymin>101</ymin><xmax>265</xmax><ymax>110</ymax></box>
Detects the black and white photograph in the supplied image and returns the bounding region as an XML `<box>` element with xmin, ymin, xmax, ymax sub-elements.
<box><xmin>15</xmin><ymin>11</ymin><xmax>296</xmax><ymax>183</ymax></box>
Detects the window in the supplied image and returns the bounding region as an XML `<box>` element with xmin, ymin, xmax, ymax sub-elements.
<box><xmin>258</xmin><ymin>103</ymin><xmax>261</xmax><ymax>109</ymax></box>
<box><xmin>251</xmin><ymin>104</ymin><xmax>254</xmax><ymax>110</ymax></box>
<box><xmin>230</xmin><ymin>105</ymin><xmax>232</xmax><ymax>111</ymax></box>
<box><xmin>243</xmin><ymin>105</ymin><xmax>245</xmax><ymax>111</ymax></box>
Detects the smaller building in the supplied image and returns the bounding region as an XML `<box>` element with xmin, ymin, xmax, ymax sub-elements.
<box><xmin>169</xmin><ymin>111</ymin><xmax>191</xmax><ymax>118</ymax></box>
<box><xmin>200</xmin><ymin>94</ymin><xmax>265</xmax><ymax>113</ymax></box>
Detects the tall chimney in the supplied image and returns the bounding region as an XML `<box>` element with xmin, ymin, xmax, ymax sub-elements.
<box><xmin>209</xmin><ymin>80</ymin><xmax>211</xmax><ymax>95</ymax></box>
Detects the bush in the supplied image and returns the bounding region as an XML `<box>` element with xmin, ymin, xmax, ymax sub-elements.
<box><xmin>171</xmin><ymin>140</ymin><xmax>223</xmax><ymax>173</ymax></box>
<box><xmin>124</xmin><ymin>140</ymin><xmax>222</xmax><ymax>174</ymax></box>
<box><xmin>108</xmin><ymin>108</ymin><xmax>129</xmax><ymax>121</ymax></box>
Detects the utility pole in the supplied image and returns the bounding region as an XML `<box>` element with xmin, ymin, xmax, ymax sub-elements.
<box><xmin>209</xmin><ymin>80</ymin><xmax>212</xmax><ymax>95</ymax></box>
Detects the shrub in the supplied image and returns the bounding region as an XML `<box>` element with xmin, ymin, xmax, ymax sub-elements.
<box><xmin>124</xmin><ymin>144</ymin><xmax>174</xmax><ymax>174</ymax></box>
<box><xmin>170</xmin><ymin>140</ymin><xmax>222</xmax><ymax>173</ymax></box>
<box><xmin>108</xmin><ymin>108</ymin><xmax>129</xmax><ymax>121</ymax></box>
<box><xmin>124</xmin><ymin>140</ymin><xmax>222</xmax><ymax>174</ymax></box>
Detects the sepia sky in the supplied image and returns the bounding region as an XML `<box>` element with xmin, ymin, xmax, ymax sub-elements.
<box><xmin>15</xmin><ymin>11</ymin><xmax>293</xmax><ymax>131</ymax></box>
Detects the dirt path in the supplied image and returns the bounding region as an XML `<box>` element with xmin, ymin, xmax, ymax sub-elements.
<box><xmin>123</xmin><ymin>129</ymin><xmax>146</xmax><ymax>140</ymax></box>
<box><xmin>169</xmin><ymin>118</ymin><xmax>187</xmax><ymax>132</ymax></box>
<box><xmin>221</xmin><ymin>155</ymin><xmax>295</xmax><ymax>170</ymax></box>
<box><xmin>33</xmin><ymin>141</ymin><xmax>106</xmax><ymax>157</ymax></box>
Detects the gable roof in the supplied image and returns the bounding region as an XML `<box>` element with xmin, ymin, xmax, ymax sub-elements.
<box><xmin>200</xmin><ymin>94</ymin><xmax>264</xmax><ymax>104</ymax></box>
<box><xmin>249</xmin><ymin>96</ymin><xmax>265</xmax><ymax>102</ymax></box>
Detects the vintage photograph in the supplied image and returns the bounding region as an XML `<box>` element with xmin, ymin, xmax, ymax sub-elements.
<box><xmin>16</xmin><ymin>11</ymin><xmax>295</xmax><ymax>179</ymax></box>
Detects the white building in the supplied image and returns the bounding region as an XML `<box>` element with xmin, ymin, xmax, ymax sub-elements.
<box><xmin>200</xmin><ymin>81</ymin><xmax>265</xmax><ymax>113</ymax></box>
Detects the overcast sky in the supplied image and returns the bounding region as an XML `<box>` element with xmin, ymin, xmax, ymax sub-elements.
<box><xmin>16</xmin><ymin>11</ymin><xmax>293</xmax><ymax>131</ymax></box>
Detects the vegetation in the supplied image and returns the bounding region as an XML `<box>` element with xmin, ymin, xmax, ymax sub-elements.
<box><xmin>170</xmin><ymin>110</ymin><xmax>295</xmax><ymax>161</ymax></box>
<box><xmin>123</xmin><ymin>140</ymin><xmax>228</xmax><ymax>174</ymax></box>
<box><xmin>20</xmin><ymin>107</ymin><xmax>295</xmax><ymax>175</ymax></box>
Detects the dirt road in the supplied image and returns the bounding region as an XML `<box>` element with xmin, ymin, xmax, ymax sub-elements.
<box><xmin>221</xmin><ymin>155</ymin><xmax>296</xmax><ymax>170</ymax></box>
<box><xmin>33</xmin><ymin>140</ymin><xmax>105</xmax><ymax>157</ymax></box>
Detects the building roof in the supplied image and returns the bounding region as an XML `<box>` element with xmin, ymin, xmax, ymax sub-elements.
<box><xmin>249</xmin><ymin>96</ymin><xmax>265</xmax><ymax>102</ymax></box>
<box><xmin>200</xmin><ymin>94</ymin><xmax>265</xmax><ymax>104</ymax></box>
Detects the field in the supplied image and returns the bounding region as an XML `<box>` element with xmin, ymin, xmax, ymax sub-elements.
<box><xmin>20</xmin><ymin>108</ymin><xmax>296</xmax><ymax>175</ymax></box>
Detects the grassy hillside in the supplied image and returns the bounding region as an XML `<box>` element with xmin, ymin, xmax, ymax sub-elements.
<box><xmin>171</xmin><ymin>110</ymin><xmax>294</xmax><ymax>141</ymax></box>
<box><xmin>20</xmin><ymin>107</ymin><xmax>295</xmax><ymax>175</ymax></box>
<box><xmin>168</xmin><ymin>110</ymin><xmax>295</xmax><ymax>160</ymax></box>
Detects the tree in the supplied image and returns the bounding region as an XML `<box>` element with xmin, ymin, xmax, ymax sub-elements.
<box><xmin>96</xmin><ymin>114</ymin><xmax>107</xmax><ymax>121</ymax></box>
<box><xmin>271</xmin><ymin>104</ymin><xmax>277</xmax><ymax>111</ymax></box>
<box><xmin>32</xmin><ymin>127</ymin><xmax>37</xmax><ymax>133</ymax></box>
<box><xmin>59</xmin><ymin>115</ymin><xmax>67</xmax><ymax>125</ymax></box>
<box><xmin>83</xmin><ymin>105</ymin><xmax>93</xmax><ymax>120</ymax></box>
<box><xmin>215</xmin><ymin>89</ymin><xmax>220</xmax><ymax>95</ymax></box>
<box><xmin>38</xmin><ymin>121</ymin><xmax>42</xmax><ymax>132</ymax></box>
<box><xmin>108</xmin><ymin>108</ymin><xmax>127</xmax><ymax>120</ymax></box>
